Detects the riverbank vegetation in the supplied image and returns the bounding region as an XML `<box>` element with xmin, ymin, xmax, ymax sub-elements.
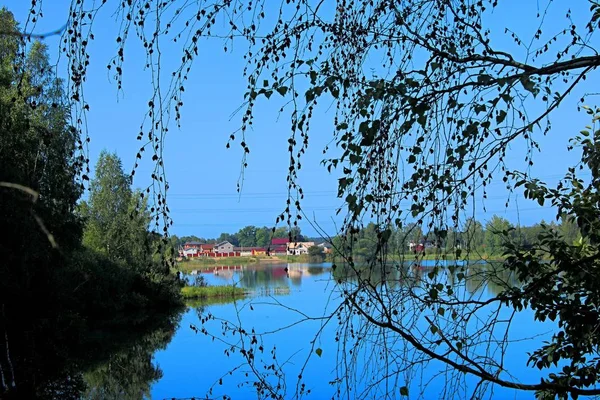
<box><xmin>181</xmin><ymin>286</ymin><xmax>246</xmax><ymax>300</ymax></box>
<box><xmin>0</xmin><ymin>10</ymin><xmax>181</xmax><ymax>397</ymax></box>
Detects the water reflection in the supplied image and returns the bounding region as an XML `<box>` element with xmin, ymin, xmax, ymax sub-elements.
<box><xmin>81</xmin><ymin>316</ymin><xmax>180</xmax><ymax>400</ymax></box>
<box><xmin>152</xmin><ymin>261</ymin><xmax>541</xmax><ymax>400</ymax></box>
<box><xmin>331</xmin><ymin>260</ymin><xmax>520</xmax><ymax>298</ymax></box>
<box><xmin>2</xmin><ymin>310</ymin><xmax>181</xmax><ymax>399</ymax></box>
<box><xmin>186</xmin><ymin>263</ymin><xmax>331</xmax><ymax>291</ymax></box>
<box><xmin>3</xmin><ymin>262</ymin><xmax>528</xmax><ymax>400</ymax></box>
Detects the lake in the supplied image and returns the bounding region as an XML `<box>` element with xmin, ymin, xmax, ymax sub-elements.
<box><xmin>3</xmin><ymin>261</ymin><xmax>560</xmax><ymax>399</ymax></box>
<box><xmin>148</xmin><ymin>262</ymin><xmax>555</xmax><ymax>400</ymax></box>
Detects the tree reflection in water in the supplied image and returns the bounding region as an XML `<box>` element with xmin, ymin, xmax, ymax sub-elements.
<box><xmin>1</xmin><ymin>309</ymin><xmax>182</xmax><ymax>400</ymax></box>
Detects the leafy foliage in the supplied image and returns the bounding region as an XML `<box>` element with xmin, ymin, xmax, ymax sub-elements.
<box><xmin>500</xmin><ymin>106</ymin><xmax>600</xmax><ymax>399</ymax></box>
<box><xmin>307</xmin><ymin>245</ymin><xmax>325</xmax><ymax>263</ymax></box>
<box><xmin>80</xmin><ymin>151</ymin><xmax>152</xmax><ymax>269</ymax></box>
<box><xmin>0</xmin><ymin>11</ymin><xmax>182</xmax><ymax>397</ymax></box>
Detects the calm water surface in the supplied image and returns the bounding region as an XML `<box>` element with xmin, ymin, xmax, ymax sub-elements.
<box><xmin>145</xmin><ymin>262</ymin><xmax>556</xmax><ymax>400</ymax></box>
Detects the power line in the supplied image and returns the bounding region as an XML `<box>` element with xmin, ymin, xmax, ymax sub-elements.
<box><xmin>172</xmin><ymin>206</ymin><xmax>341</xmax><ymax>214</ymax></box>
<box><xmin>167</xmin><ymin>190</ymin><xmax>337</xmax><ymax>199</ymax></box>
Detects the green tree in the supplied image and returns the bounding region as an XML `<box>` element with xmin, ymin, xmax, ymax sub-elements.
<box><xmin>444</xmin><ymin>227</ymin><xmax>462</xmax><ymax>252</ymax></box>
<box><xmin>254</xmin><ymin>227</ymin><xmax>270</xmax><ymax>247</ymax></box>
<box><xmin>272</xmin><ymin>226</ymin><xmax>302</xmax><ymax>241</ymax></box>
<box><xmin>559</xmin><ymin>215</ymin><xmax>580</xmax><ymax>245</ymax></box>
<box><xmin>80</xmin><ymin>151</ymin><xmax>151</xmax><ymax>271</ymax></box>
<box><xmin>499</xmin><ymin>106</ymin><xmax>600</xmax><ymax>399</ymax></box>
<box><xmin>307</xmin><ymin>245</ymin><xmax>325</xmax><ymax>263</ymax></box>
<box><xmin>0</xmin><ymin>7</ymin><xmax>82</xmax><ymax>301</ymax></box>
<box><xmin>0</xmin><ymin>10</ymin><xmax>88</xmax><ymax>398</ymax></box>
<box><xmin>217</xmin><ymin>232</ymin><xmax>239</xmax><ymax>247</ymax></box>
<box><xmin>236</xmin><ymin>225</ymin><xmax>257</xmax><ymax>247</ymax></box>
<box><xmin>464</xmin><ymin>218</ymin><xmax>484</xmax><ymax>252</ymax></box>
<box><xmin>484</xmin><ymin>215</ymin><xmax>512</xmax><ymax>255</ymax></box>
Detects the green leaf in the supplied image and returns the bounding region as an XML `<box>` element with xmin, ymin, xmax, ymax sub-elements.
<box><xmin>496</xmin><ymin>110</ymin><xmax>507</xmax><ymax>124</ymax></box>
<box><xmin>474</xmin><ymin>104</ymin><xmax>487</xmax><ymax>114</ymax></box>
<box><xmin>346</xmin><ymin>194</ymin><xmax>357</xmax><ymax>210</ymax></box>
<box><xmin>359</xmin><ymin>121</ymin><xmax>369</xmax><ymax>133</ymax></box>
<box><xmin>276</xmin><ymin>86</ymin><xmax>288</xmax><ymax>96</ymax></box>
<box><xmin>305</xmin><ymin>90</ymin><xmax>315</xmax><ymax>102</ymax></box>
<box><xmin>381</xmin><ymin>229</ymin><xmax>392</xmax><ymax>243</ymax></box>
<box><xmin>315</xmin><ymin>348</ymin><xmax>323</xmax><ymax>357</ymax></box>
<box><xmin>438</xmin><ymin>307</ymin><xmax>445</xmax><ymax>317</ymax></box>
<box><xmin>477</xmin><ymin>74</ymin><xmax>493</xmax><ymax>84</ymax></box>
<box><xmin>400</xmin><ymin>386</ymin><xmax>409</xmax><ymax>396</ymax></box>
<box><xmin>429</xmin><ymin>288</ymin><xmax>438</xmax><ymax>300</ymax></box>
<box><xmin>520</xmin><ymin>77</ymin><xmax>537</xmax><ymax>95</ymax></box>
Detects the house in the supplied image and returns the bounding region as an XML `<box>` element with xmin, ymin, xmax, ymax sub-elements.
<box><xmin>251</xmin><ymin>247</ymin><xmax>267</xmax><ymax>256</ymax></box>
<box><xmin>268</xmin><ymin>237</ymin><xmax>290</xmax><ymax>254</ymax></box>
<box><xmin>268</xmin><ymin>238</ymin><xmax>287</xmax><ymax>254</ymax></box>
<box><xmin>317</xmin><ymin>242</ymin><xmax>333</xmax><ymax>254</ymax></box>
<box><xmin>408</xmin><ymin>241</ymin><xmax>425</xmax><ymax>253</ymax></box>
<box><xmin>200</xmin><ymin>243</ymin><xmax>214</xmax><ymax>253</ymax></box>
<box><xmin>234</xmin><ymin>247</ymin><xmax>252</xmax><ymax>256</ymax></box>
<box><xmin>182</xmin><ymin>247</ymin><xmax>199</xmax><ymax>257</ymax></box>
<box><xmin>183</xmin><ymin>241</ymin><xmax>204</xmax><ymax>250</ymax></box>
<box><xmin>183</xmin><ymin>242</ymin><xmax>212</xmax><ymax>252</ymax></box>
<box><xmin>182</xmin><ymin>242</ymin><xmax>215</xmax><ymax>256</ymax></box>
<box><xmin>287</xmin><ymin>241</ymin><xmax>315</xmax><ymax>255</ymax></box>
<box><xmin>214</xmin><ymin>241</ymin><xmax>234</xmax><ymax>254</ymax></box>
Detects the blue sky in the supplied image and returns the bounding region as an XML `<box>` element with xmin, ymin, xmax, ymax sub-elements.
<box><xmin>4</xmin><ymin>0</ymin><xmax>597</xmax><ymax>238</ymax></box>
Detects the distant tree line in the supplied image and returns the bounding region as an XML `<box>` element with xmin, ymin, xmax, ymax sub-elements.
<box><xmin>328</xmin><ymin>215</ymin><xmax>581</xmax><ymax>261</ymax></box>
<box><xmin>169</xmin><ymin>214</ymin><xmax>580</xmax><ymax>261</ymax></box>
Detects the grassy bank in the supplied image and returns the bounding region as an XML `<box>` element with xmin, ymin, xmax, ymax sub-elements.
<box><xmin>181</xmin><ymin>285</ymin><xmax>247</xmax><ymax>300</ymax></box>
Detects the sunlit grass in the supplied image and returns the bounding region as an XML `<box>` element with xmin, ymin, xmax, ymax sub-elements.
<box><xmin>181</xmin><ymin>285</ymin><xmax>246</xmax><ymax>300</ymax></box>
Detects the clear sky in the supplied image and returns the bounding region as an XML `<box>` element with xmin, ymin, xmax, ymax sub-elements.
<box><xmin>3</xmin><ymin>0</ymin><xmax>597</xmax><ymax>238</ymax></box>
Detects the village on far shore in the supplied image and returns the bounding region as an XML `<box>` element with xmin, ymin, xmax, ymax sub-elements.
<box><xmin>179</xmin><ymin>238</ymin><xmax>333</xmax><ymax>259</ymax></box>
<box><xmin>178</xmin><ymin>234</ymin><xmax>446</xmax><ymax>260</ymax></box>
